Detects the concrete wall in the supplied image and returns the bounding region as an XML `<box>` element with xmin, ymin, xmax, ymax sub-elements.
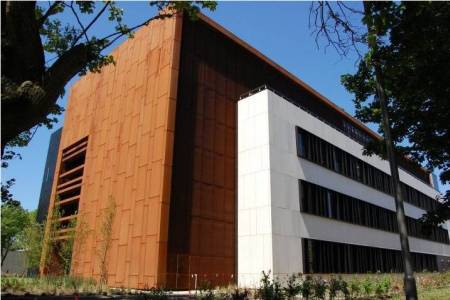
<box><xmin>237</xmin><ymin>89</ymin><xmax>450</xmax><ymax>286</ymax></box>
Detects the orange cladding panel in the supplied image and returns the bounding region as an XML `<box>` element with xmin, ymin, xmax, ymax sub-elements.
<box><xmin>43</xmin><ymin>14</ymin><xmax>182</xmax><ymax>288</ymax></box>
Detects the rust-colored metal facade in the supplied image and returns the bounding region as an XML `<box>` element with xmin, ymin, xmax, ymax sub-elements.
<box><xmin>44</xmin><ymin>12</ymin><xmax>431</xmax><ymax>290</ymax></box>
<box><xmin>44</xmin><ymin>15</ymin><xmax>182</xmax><ymax>288</ymax></box>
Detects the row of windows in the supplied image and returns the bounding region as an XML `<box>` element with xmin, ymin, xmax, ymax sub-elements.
<box><xmin>296</xmin><ymin>127</ymin><xmax>438</xmax><ymax>211</ymax></box>
<box><xmin>303</xmin><ymin>238</ymin><xmax>438</xmax><ymax>274</ymax></box>
<box><xmin>342</xmin><ymin>120</ymin><xmax>430</xmax><ymax>184</ymax></box>
<box><xmin>299</xmin><ymin>180</ymin><xmax>449</xmax><ymax>244</ymax></box>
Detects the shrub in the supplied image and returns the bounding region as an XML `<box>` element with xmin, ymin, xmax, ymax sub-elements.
<box><xmin>300</xmin><ymin>275</ymin><xmax>313</xmax><ymax>300</ymax></box>
<box><xmin>362</xmin><ymin>277</ymin><xmax>374</xmax><ymax>297</ymax></box>
<box><xmin>312</xmin><ymin>277</ymin><xmax>327</xmax><ymax>300</ymax></box>
<box><xmin>374</xmin><ymin>276</ymin><xmax>391</xmax><ymax>298</ymax></box>
<box><xmin>328</xmin><ymin>276</ymin><xmax>340</xmax><ymax>299</ymax></box>
<box><xmin>329</xmin><ymin>276</ymin><xmax>348</xmax><ymax>299</ymax></box>
<box><xmin>196</xmin><ymin>280</ymin><xmax>216</xmax><ymax>300</ymax></box>
<box><xmin>348</xmin><ymin>277</ymin><xmax>362</xmax><ymax>299</ymax></box>
<box><xmin>258</xmin><ymin>271</ymin><xmax>284</xmax><ymax>300</ymax></box>
<box><xmin>230</xmin><ymin>287</ymin><xmax>250</xmax><ymax>300</ymax></box>
<box><xmin>284</xmin><ymin>273</ymin><xmax>301</xmax><ymax>299</ymax></box>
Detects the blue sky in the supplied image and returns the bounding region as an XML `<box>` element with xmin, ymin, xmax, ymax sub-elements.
<box><xmin>2</xmin><ymin>2</ymin><xmax>444</xmax><ymax>210</ymax></box>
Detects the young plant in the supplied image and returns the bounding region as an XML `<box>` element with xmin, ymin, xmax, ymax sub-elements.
<box><xmin>231</xmin><ymin>287</ymin><xmax>249</xmax><ymax>300</ymax></box>
<box><xmin>258</xmin><ymin>271</ymin><xmax>285</xmax><ymax>300</ymax></box>
<box><xmin>328</xmin><ymin>276</ymin><xmax>340</xmax><ymax>300</ymax></box>
<box><xmin>312</xmin><ymin>277</ymin><xmax>327</xmax><ymax>300</ymax></box>
<box><xmin>18</xmin><ymin>210</ymin><xmax>45</xmax><ymax>272</ymax></box>
<box><xmin>362</xmin><ymin>277</ymin><xmax>374</xmax><ymax>297</ymax></box>
<box><xmin>374</xmin><ymin>276</ymin><xmax>391</xmax><ymax>298</ymax></box>
<box><xmin>40</xmin><ymin>200</ymin><xmax>63</xmax><ymax>273</ymax></box>
<box><xmin>300</xmin><ymin>275</ymin><xmax>313</xmax><ymax>300</ymax></box>
<box><xmin>97</xmin><ymin>196</ymin><xmax>117</xmax><ymax>284</ymax></box>
<box><xmin>348</xmin><ymin>277</ymin><xmax>361</xmax><ymax>299</ymax></box>
<box><xmin>284</xmin><ymin>273</ymin><xmax>301</xmax><ymax>299</ymax></box>
<box><xmin>196</xmin><ymin>280</ymin><xmax>215</xmax><ymax>300</ymax></box>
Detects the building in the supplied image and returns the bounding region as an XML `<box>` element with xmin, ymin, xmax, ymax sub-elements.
<box><xmin>37</xmin><ymin>128</ymin><xmax>62</xmax><ymax>223</ymax></box>
<box><xmin>41</xmin><ymin>12</ymin><xmax>450</xmax><ymax>289</ymax></box>
<box><xmin>237</xmin><ymin>87</ymin><xmax>450</xmax><ymax>286</ymax></box>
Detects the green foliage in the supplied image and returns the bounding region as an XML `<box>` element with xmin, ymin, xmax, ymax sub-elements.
<box><xmin>229</xmin><ymin>287</ymin><xmax>250</xmax><ymax>300</ymax></box>
<box><xmin>196</xmin><ymin>280</ymin><xmax>216</xmax><ymax>300</ymax></box>
<box><xmin>150</xmin><ymin>1</ymin><xmax>217</xmax><ymax>21</ymax></box>
<box><xmin>18</xmin><ymin>210</ymin><xmax>45</xmax><ymax>270</ymax></box>
<box><xmin>41</xmin><ymin>201</ymin><xmax>88</xmax><ymax>275</ymax></box>
<box><xmin>312</xmin><ymin>277</ymin><xmax>327</xmax><ymax>300</ymax></box>
<box><xmin>341</xmin><ymin>2</ymin><xmax>450</xmax><ymax>200</ymax></box>
<box><xmin>1</xmin><ymin>203</ymin><xmax>29</xmax><ymax>265</ymax></box>
<box><xmin>348</xmin><ymin>277</ymin><xmax>362</xmax><ymax>299</ymax></box>
<box><xmin>300</xmin><ymin>275</ymin><xmax>313</xmax><ymax>299</ymax></box>
<box><xmin>58</xmin><ymin>217</ymin><xmax>77</xmax><ymax>274</ymax></box>
<box><xmin>1</xmin><ymin>178</ymin><xmax>20</xmax><ymax>206</ymax></box>
<box><xmin>328</xmin><ymin>276</ymin><xmax>349</xmax><ymax>299</ymax></box>
<box><xmin>98</xmin><ymin>196</ymin><xmax>117</xmax><ymax>284</ymax></box>
<box><xmin>2</xmin><ymin>0</ymin><xmax>217</xmax><ymax>164</ymax></box>
<box><xmin>361</xmin><ymin>276</ymin><xmax>374</xmax><ymax>297</ymax></box>
<box><xmin>257</xmin><ymin>271</ymin><xmax>284</xmax><ymax>300</ymax></box>
<box><xmin>375</xmin><ymin>276</ymin><xmax>392</xmax><ymax>298</ymax></box>
<box><xmin>1</xmin><ymin>275</ymin><xmax>98</xmax><ymax>295</ymax></box>
<box><xmin>284</xmin><ymin>273</ymin><xmax>301</xmax><ymax>298</ymax></box>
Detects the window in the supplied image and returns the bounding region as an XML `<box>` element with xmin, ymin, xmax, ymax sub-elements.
<box><xmin>295</xmin><ymin>127</ymin><xmax>437</xmax><ymax>211</ymax></box>
<box><xmin>296</xmin><ymin>127</ymin><xmax>306</xmax><ymax>157</ymax></box>
<box><xmin>299</xmin><ymin>180</ymin><xmax>450</xmax><ymax>244</ymax></box>
<box><xmin>303</xmin><ymin>238</ymin><xmax>439</xmax><ymax>273</ymax></box>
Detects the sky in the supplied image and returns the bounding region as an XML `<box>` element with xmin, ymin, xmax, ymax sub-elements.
<box><xmin>2</xmin><ymin>1</ymin><xmax>445</xmax><ymax>211</ymax></box>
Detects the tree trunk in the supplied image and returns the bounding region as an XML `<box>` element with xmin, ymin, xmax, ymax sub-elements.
<box><xmin>363</xmin><ymin>2</ymin><xmax>418</xmax><ymax>299</ymax></box>
<box><xmin>1</xmin><ymin>1</ymin><xmax>91</xmax><ymax>155</ymax></box>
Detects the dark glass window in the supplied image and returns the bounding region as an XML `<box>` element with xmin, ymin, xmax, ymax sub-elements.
<box><xmin>296</xmin><ymin>127</ymin><xmax>306</xmax><ymax>157</ymax></box>
<box><xmin>299</xmin><ymin>180</ymin><xmax>450</xmax><ymax>244</ymax></box>
<box><xmin>295</xmin><ymin>126</ymin><xmax>438</xmax><ymax>212</ymax></box>
<box><xmin>303</xmin><ymin>238</ymin><xmax>439</xmax><ymax>273</ymax></box>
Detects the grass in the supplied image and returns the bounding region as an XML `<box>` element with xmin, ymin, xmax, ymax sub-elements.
<box><xmin>392</xmin><ymin>286</ymin><xmax>450</xmax><ymax>300</ymax></box>
<box><xmin>1</xmin><ymin>271</ymin><xmax>449</xmax><ymax>298</ymax></box>
<box><xmin>419</xmin><ymin>286</ymin><xmax>450</xmax><ymax>300</ymax></box>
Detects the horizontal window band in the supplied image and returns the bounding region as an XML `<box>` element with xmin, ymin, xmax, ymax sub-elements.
<box><xmin>302</xmin><ymin>238</ymin><xmax>442</xmax><ymax>273</ymax></box>
<box><xmin>295</xmin><ymin>126</ymin><xmax>438</xmax><ymax>212</ymax></box>
<box><xmin>299</xmin><ymin>180</ymin><xmax>449</xmax><ymax>245</ymax></box>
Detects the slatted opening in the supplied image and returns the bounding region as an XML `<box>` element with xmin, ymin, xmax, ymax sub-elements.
<box><xmin>53</xmin><ymin>136</ymin><xmax>88</xmax><ymax>239</ymax></box>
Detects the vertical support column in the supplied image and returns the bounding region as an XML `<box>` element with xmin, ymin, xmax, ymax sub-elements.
<box><xmin>237</xmin><ymin>90</ymin><xmax>273</xmax><ymax>287</ymax></box>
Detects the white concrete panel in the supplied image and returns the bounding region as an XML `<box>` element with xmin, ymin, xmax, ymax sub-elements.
<box><xmin>237</xmin><ymin>89</ymin><xmax>450</xmax><ymax>285</ymax></box>
<box><xmin>300</xmin><ymin>214</ymin><xmax>450</xmax><ymax>257</ymax></box>
<box><xmin>237</xmin><ymin>92</ymin><xmax>273</xmax><ymax>287</ymax></box>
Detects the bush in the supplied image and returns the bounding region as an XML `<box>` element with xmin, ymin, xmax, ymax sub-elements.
<box><xmin>196</xmin><ymin>280</ymin><xmax>216</xmax><ymax>300</ymax></box>
<box><xmin>362</xmin><ymin>276</ymin><xmax>374</xmax><ymax>297</ymax></box>
<box><xmin>300</xmin><ymin>275</ymin><xmax>313</xmax><ymax>299</ymax></box>
<box><xmin>230</xmin><ymin>287</ymin><xmax>250</xmax><ymax>300</ymax></box>
<box><xmin>257</xmin><ymin>271</ymin><xmax>284</xmax><ymax>300</ymax></box>
<box><xmin>348</xmin><ymin>277</ymin><xmax>362</xmax><ymax>299</ymax></box>
<box><xmin>312</xmin><ymin>277</ymin><xmax>327</xmax><ymax>300</ymax></box>
<box><xmin>329</xmin><ymin>276</ymin><xmax>348</xmax><ymax>299</ymax></box>
<box><xmin>374</xmin><ymin>276</ymin><xmax>391</xmax><ymax>298</ymax></box>
<box><xmin>284</xmin><ymin>273</ymin><xmax>301</xmax><ymax>299</ymax></box>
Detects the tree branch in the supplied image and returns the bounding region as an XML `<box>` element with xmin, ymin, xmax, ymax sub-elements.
<box><xmin>37</xmin><ymin>1</ymin><xmax>63</xmax><ymax>27</ymax></box>
<box><xmin>68</xmin><ymin>1</ymin><xmax>89</xmax><ymax>44</ymax></box>
<box><xmin>70</xmin><ymin>1</ymin><xmax>110</xmax><ymax>48</ymax></box>
<box><xmin>98</xmin><ymin>12</ymin><xmax>174</xmax><ymax>50</ymax></box>
<box><xmin>309</xmin><ymin>1</ymin><xmax>364</xmax><ymax>58</ymax></box>
<box><xmin>43</xmin><ymin>43</ymin><xmax>90</xmax><ymax>105</ymax></box>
